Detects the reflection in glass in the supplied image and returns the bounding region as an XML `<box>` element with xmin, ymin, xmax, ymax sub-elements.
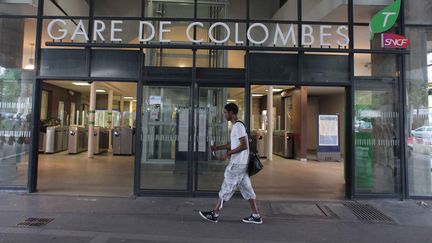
<box><xmin>197</xmin><ymin>0</ymin><xmax>246</xmax><ymax>19</ymax></box>
<box><xmin>0</xmin><ymin>69</ymin><xmax>33</xmax><ymax>187</ymax></box>
<box><xmin>196</xmin><ymin>87</ymin><xmax>245</xmax><ymax>191</ymax></box>
<box><xmin>44</xmin><ymin>0</ymin><xmax>89</xmax><ymax>16</ymax></box>
<box><xmin>195</xmin><ymin>49</ymin><xmax>245</xmax><ymax>68</ymax></box>
<box><xmin>147</xmin><ymin>0</ymin><xmax>193</xmax><ymax>18</ymax></box>
<box><xmin>354</xmin><ymin>80</ymin><xmax>401</xmax><ymax>194</ymax></box>
<box><xmin>353</xmin><ymin>0</ymin><xmax>393</xmax><ymax>22</ymax></box>
<box><xmin>405</xmin><ymin>0</ymin><xmax>432</xmax><ymax>25</ymax></box>
<box><xmin>147</xmin><ymin>49</ymin><xmax>194</xmax><ymax>67</ymax></box>
<box><xmin>250</xmin><ymin>0</ymin><xmax>296</xmax><ymax>21</ymax></box>
<box><xmin>0</xmin><ymin>18</ymin><xmax>35</xmax><ymax>187</ymax></box>
<box><xmin>141</xmin><ymin>86</ymin><xmax>190</xmax><ymax>190</ymax></box>
<box><xmin>302</xmin><ymin>0</ymin><xmax>347</xmax><ymax>21</ymax></box>
<box><xmin>354</xmin><ymin>26</ymin><xmax>396</xmax><ymax>50</ymax></box>
<box><xmin>354</xmin><ymin>54</ymin><xmax>397</xmax><ymax>77</ymax></box>
<box><xmin>0</xmin><ymin>0</ymin><xmax>38</xmax><ymax>15</ymax></box>
<box><xmin>94</xmin><ymin>0</ymin><xmax>141</xmax><ymax>17</ymax></box>
<box><xmin>406</xmin><ymin>27</ymin><xmax>432</xmax><ymax>196</ymax></box>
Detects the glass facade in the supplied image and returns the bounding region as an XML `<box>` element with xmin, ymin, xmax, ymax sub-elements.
<box><xmin>0</xmin><ymin>0</ymin><xmax>431</xmax><ymax>199</ymax></box>
<box><xmin>354</xmin><ymin>77</ymin><xmax>401</xmax><ymax>194</ymax></box>
<box><xmin>0</xmin><ymin>18</ymin><xmax>36</xmax><ymax>187</ymax></box>
<box><xmin>406</xmin><ymin>27</ymin><xmax>432</xmax><ymax>197</ymax></box>
<box><xmin>141</xmin><ymin>86</ymin><xmax>190</xmax><ymax>190</ymax></box>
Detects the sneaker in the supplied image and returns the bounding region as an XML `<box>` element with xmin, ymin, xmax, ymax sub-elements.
<box><xmin>199</xmin><ymin>210</ymin><xmax>218</xmax><ymax>223</ymax></box>
<box><xmin>242</xmin><ymin>215</ymin><xmax>263</xmax><ymax>224</ymax></box>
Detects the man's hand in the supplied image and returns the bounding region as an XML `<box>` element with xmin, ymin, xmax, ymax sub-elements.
<box><xmin>221</xmin><ymin>152</ymin><xmax>231</xmax><ymax>161</ymax></box>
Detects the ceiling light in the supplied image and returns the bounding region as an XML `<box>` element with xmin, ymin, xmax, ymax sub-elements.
<box><xmin>265</xmin><ymin>88</ymin><xmax>283</xmax><ymax>92</ymax></box>
<box><xmin>96</xmin><ymin>89</ymin><xmax>106</xmax><ymax>93</ymax></box>
<box><xmin>227</xmin><ymin>99</ymin><xmax>237</xmax><ymax>102</ymax></box>
<box><xmin>72</xmin><ymin>82</ymin><xmax>90</xmax><ymax>86</ymax></box>
<box><xmin>124</xmin><ymin>96</ymin><xmax>134</xmax><ymax>100</ymax></box>
<box><xmin>252</xmin><ymin>94</ymin><xmax>264</xmax><ymax>97</ymax></box>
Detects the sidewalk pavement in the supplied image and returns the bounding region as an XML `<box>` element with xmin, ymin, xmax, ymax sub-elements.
<box><xmin>0</xmin><ymin>193</ymin><xmax>431</xmax><ymax>243</ymax></box>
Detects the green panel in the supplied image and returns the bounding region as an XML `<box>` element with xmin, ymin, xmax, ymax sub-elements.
<box><xmin>355</xmin><ymin>132</ymin><xmax>374</xmax><ymax>190</ymax></box>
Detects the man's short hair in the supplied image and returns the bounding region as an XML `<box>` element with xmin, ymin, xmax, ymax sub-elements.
<box><xmin>224</xmin><ymin>103</ymin><xmax>239</xmax><ymax>115</ymax></box>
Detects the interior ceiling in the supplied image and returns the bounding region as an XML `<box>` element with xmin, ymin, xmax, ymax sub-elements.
<box><xmin>44</xmin><ymin>83</ymin><xmax>344</xmax><ymax>99</ymax></box>
<box><xmin>227</xmin><ymin>88</ymin><xmax>245</xmax><ymax>100</ymax></box>
<box><xmin>251</xmin><ymin>85</ymin><xmax>344</xmax><ymax>96</ymax></box>
<box><xmin>44</xmin><ymin>81</ymin><xmax>137</xmax><ymax>98</ymax></box>
<box><xmin>251</xmin><ymin>85</ymin><xmax>295</xmax><ymax>95</ymax></box>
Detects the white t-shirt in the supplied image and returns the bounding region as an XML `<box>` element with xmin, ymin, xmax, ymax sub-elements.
<box><xmin>230</xmin><ymin>122</ymin><xmax>249</xmax><ymax>165</ymax></box>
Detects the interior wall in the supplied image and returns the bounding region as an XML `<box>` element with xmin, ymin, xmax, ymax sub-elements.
<box><xmin>95</xmin><ymin>94</ymin><xmax>122</xmax><ymax>111</ymax></box>
<box><xmin>307</xmin><ymin>97</ymin><xmax>319</xmax><ymax>151</ymax></box>
<box><xmin>273</xmin><ymin>93</ymin><xmax>283</xmax><ymax>130</ymax></box>
<box><xmin>251</xmin><ymin>97</ymin><xmax>261</xmax><ymax>130</ymax></box>
<box><xmin>259</xmin><ymin>95</ymin><xmax>267</xmax><ymax>113</ymax></box>
<box><xmin>96</xmin><ymin>94</ymin><xmax>108</xmax><ymax>110</ymax></box>
<box><xmin>291</xmin><ymin>88</ymin><xmax>301</xmax><ymax>159</ymax></box>
<box><xmin>41</xmin><ymin>83</ymin><xmax>82</xmax><ymax>125</ymax></box>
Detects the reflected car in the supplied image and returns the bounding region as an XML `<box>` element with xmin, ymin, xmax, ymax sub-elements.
<box><xmin>411</xmin><ymin>126</ymin><xmax>432</xmax><ymax>138</ymax></box>
<box><xmin>407</xmin><ymin>136</ymin><xmax>413</xmax><ymax>149</ymax></box>
<box><xmin>411</xmin><ymin>134</ymin><xmax>432</xmax><ymax>155</ymax></box>
<box><xmin>355</xmin><ymin>120</ymin><xmax>372</xmax><ymax>131</ymax></box>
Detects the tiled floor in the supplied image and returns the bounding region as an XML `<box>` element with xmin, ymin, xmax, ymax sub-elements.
<box><xmin>38</xmin><ymin>152</ymin><xmax>134</xmax><ymax>197</ymax></box>
<box><xmin>37</xmin><ymin>152</ymin><xmax>345</xmax><ymax>200</ymax></box>
<box><xmin>253</xmin><ymin>156</ymin><xmax>345</xmax><ymax>201</ymax></box>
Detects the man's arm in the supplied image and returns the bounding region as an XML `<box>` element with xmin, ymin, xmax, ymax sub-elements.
<box><xmin>221</xmin><ymin>136</ymin><xmax>247</xmax><ymax>160</ymax></box>
<box><xmin>212</xmin><ymin>143</ymin><xmax>230</xmax><ymax>151</ymax></box>
<box><xmin>228</xmin><ymin>136</ymin><xmax>247</xmax><ymax>155</ymax></box>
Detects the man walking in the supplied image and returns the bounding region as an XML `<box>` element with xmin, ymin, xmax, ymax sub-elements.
<box><xmin>199</xmin><ymin>103</ymin><xmax>262</xmax><ymax>224</ymax></box>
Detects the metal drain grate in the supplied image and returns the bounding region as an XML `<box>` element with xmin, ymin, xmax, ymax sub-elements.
<box><xmin>17</xmin><ymin>218</ymin><xmax>54</xmax><ymax>227</ymax></box>
<box><xmin>344</xmin><ymin>203</ymin><xmax>394</xmax><ymax>223</ymax></box>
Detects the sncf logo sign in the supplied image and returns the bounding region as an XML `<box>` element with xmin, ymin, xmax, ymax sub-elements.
<box><xmin>382</xmin><ymin>33</ymin><xmax>410</xmax><ymax>49</ymax></box>
<box><xmin>370</xmin><ymin>0</ymin><xmax>410</xmax><ymax>49</ymax></box>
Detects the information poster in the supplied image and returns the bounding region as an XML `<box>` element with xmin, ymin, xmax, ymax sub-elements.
<box><xmin>198</xmin><ymin>108</ymin><xmax>207</xmax><ymax>152</ymax></box>
<box><xmin>318</xmin><ymin>115</ymin><xmax>339</xmax><ymax>146</ymax></box>
<box><xmin>178</xmin><ymin>107</ymin><xmax>189</xmax><ymax>152</ymax></box>
<box><xmin>149</xmin><ymin>96</ymin><xmax>162</xmax><ymax>105</ymax></box>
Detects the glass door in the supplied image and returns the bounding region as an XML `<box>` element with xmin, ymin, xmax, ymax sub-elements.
<box><xmin>194</xmin><ymin>86</ymin><xmax>245</xmax><ymax>191</ymax></box>
<box><xmin>141</xmin><ymin>86</ymin><xmax>191</xmax><ymax>191</ymax></box>
<box><xmin>354</xmin><ymin>78</ymin><xmax>402</xmax><ymax>195</ymax></box>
